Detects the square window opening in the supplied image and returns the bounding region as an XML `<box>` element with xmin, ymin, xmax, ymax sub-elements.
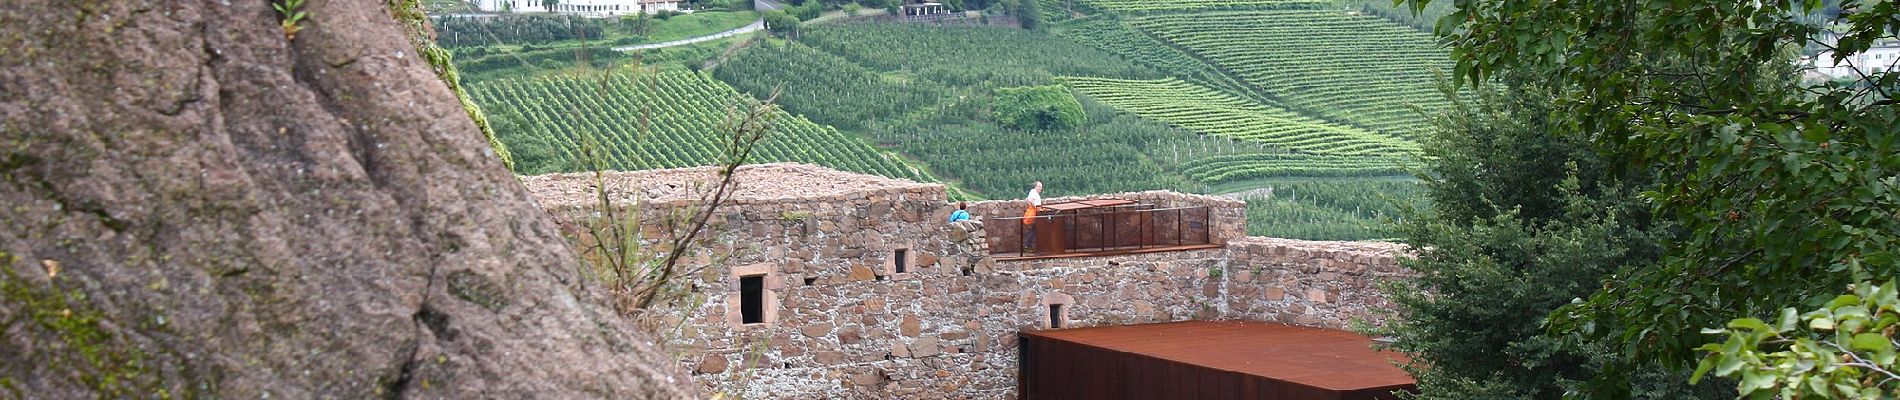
<box><xmin>894</xmin><ymin>249</ymin><xmax>909</xmax><ymax>274</ymax></box>
<box><xmin>740</xmin><ymin>275</ymin><xmax>765</xmax><ymax>324</ymax></box>
<box><xmin>803</xmin><ymin>277</ymin><xmax>818</xmax><ymax>286</ymax></box>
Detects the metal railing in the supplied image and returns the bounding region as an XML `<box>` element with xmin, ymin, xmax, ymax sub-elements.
<box><xmin>984</xmin><ymin>205</ymin><xmax>1212</xmax><ymax>258</ymax></box>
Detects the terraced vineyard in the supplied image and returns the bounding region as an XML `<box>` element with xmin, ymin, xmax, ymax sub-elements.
<box><xmin>1236</xmin><ymin>178</ymin><xmax>1423</xmax><ymax>240</ymax></box>
<box><xmin>1180</xmin><ymin>153</ymin><xmax>1410</xmax><ymax>184</ymax></box>
<box><xmin>713</xmin><ymin>41</ymin><xmax>946</xmax><ymax>131</ymax></box>
<box><xmin>469</xmin><ymin>70</ymin><xmax>927</xmax><ymax>181</ymax></box>
<box><xmin>1129</xmin><ymin>10</ymin><xmax>1453</xmax><ymax>137</ymax></box>
<box><xmin>1078</xmin><ymin>0</ymin><xmax>1328</xmax><ymax>12</ymax></box>
<box><xmin>1057</xmin><ymin>20</ymin><xmax>1270</xmax><ymax>105</ymax></box>
<box><xmin>1063</xmin><ymin>77</ymin><xmax>1417</xmax><ymax>156</ymax></box>
<box><xmin>799</xmin><ymin>23</ymin><xmax>1160</xmax><ymax>88</ymax></box>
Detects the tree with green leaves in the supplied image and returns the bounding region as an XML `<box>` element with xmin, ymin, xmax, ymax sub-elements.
<box><xmin>1375</xmin><ymin>80</ymin><xmax>1729</xmax><ymax>399</ymax></box>
<box><xmin>990</xmin><ymin>85</ymin><xmax>1083</xmax><ymax>130</ymax></box>
<box><xmin>1395</xmin><ymin>0</ymin><xmax>1900</xmax><ymax>396</ymax></box>
<box><xmin>1694</xmin><ymin>279</ymin><xmax>1900</xmax><ymax>398</ymax></box>
<box><xmin>1016</xmin><ymin>0</ymin><xmax>1040</xmax><ymax>30</ymax></box>
<box><xmin>763</xmin><ymin>10</ymin><xmax>800</xmax><ymax>37</ymax></box>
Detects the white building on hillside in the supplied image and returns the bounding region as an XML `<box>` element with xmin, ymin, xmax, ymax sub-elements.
<box><xmin>475</xmin><ymin>0</ymin><xmax>681</xmax><ymax>16</ymax></box>
<box><xmin>1806</xmin><ymin>35</ymin><xmax>1900</xmax><ymax>80</ymax></box>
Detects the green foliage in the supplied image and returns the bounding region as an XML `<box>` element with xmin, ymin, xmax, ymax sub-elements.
<box><xmin>861</xmin><ymin>96</ymin><xmax>1241</xmax><ymax>198</ymax></box>
<box><xmin>640</xmin><ymin>11</ymin><xmax>758</xmax><ymax>42</ymax></box>
<box><xmin>433</xmin><ymin>15</ymin><xmax>608</xmax><ymax>47</ymax></box>
<box><xmin>790</xmin><ymin>0</ymin><xmax>825</xmax><ymax>20</ymax></box>
<box><xmin>1371</xmin><ymin>82</ymin><xmax>1729</xmax><ymax>398</ymax></box>
<box><xmin>0</xmin><ymin>259</ymin><xmax>157</xmax><ymax>397</ymax></box>
<box><xmin>762</xmin><ymin>10</ymin><xmax>801</xmax><ymax>35</ymax></box>
<box><xmin>1396</xmin><ymin>0</ymin><xmax>1900</xmax><ymax>393</ymax></box>
<box><xmin>1074</xmin><ymin>0</ymin><xmax>1325</xmax><ymax>13</ymax></box>
<box><xmin>990</xmin><ymin>85</ymin><xmax>1085</xmax><ymax>130</ymax></box>
<box><xmin>1694</xmin><ymin>280</ymin><xmax>1900</xmax><ymax>398</ymax></box>
<box><xmin>436</xmin><ymin>11</ymin><xmax>756</xmax><ymax>49</ymax></box>
<box><xmin>1181</xmin><ymin>153</ymin><xmax>1409</xmax><ymax>184</ymax></box>
<box><xmin>1335</xmin><ymin>0</ymin><xmax>1453</xmax><ymax>31</ymax></box>
<box><xmin>1055</xmin><ymin>19</ymin><xmax>1268</xmax><ymax>105</ymax></box>
<box><xmin>1128</xmin><ymin>10</ymin><xmax>1454</xmax><ymax>137</ymax></box>
<box><xmin>467</xmin><ymin>69</ymin><xmax>927</xmax><ymax>180</ymax></box>
<box><xmin>1062</xmin><ymin>77</ymin><xmax>1415</xmax><ymax>156</ymax></box>
<box><xmin>799</xmin><ymin>22</ymin><xmax>1161</xmax><ymax>88</ymax></box>
<box><xmin>1237</xmin><ymin>178</ymin><xmax>1420</xmax><ymax>240</ymax></box>
<box><xmin>274</xmin><ymin>0</ymin><xmax>308</xmax><ymax>40</ymax></box>
<box><xmin>1016</xmin><ymin>0</ymin><xmax>1042</xmax><ymax>30</ymax></box>
<box><xmin>879</xmin><ymin>117</ymin><xmax>1191</xmax><ymax>198</ymax></box>
<box><xmin>711</xmin><ymin>22</ymin><xmax>1255</xmax><ymax>198</ymax></box>
<box><xmin>713</xmin><ymin>41</ymin><xmax>942</xmax><ymax>130</ymax></box>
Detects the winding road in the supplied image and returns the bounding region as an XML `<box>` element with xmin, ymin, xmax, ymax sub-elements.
<box><xmin>612</xmin><ymin>0</ymin><xmax>780</xmax><ymax>52</ymax></box>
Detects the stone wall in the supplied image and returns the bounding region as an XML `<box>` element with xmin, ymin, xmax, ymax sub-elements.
<box><xmin>530</xmin><ymin>170</ymin><xmax>1411</xmax><ymax>399</ymax></box>
<box><xmin>1221</xmin><ymin>237</ymin><xmax>1410</xmax><ymax>330</ymax></box>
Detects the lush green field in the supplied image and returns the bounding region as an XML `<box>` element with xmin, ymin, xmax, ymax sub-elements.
<box><xmin>645</xmin><ymin>11</ymin><xmax>759</xmax><ymax>43</ymax></box>
<box><xmin>712</xmin><ymin>41</ymin><xmax>947</xmax><ymax>131</ymax></box>
<box><xmin>1337</xmin><ymin>0</ymin><xmax>1457</xmax><ymax>31</ymax></box>
<box><xmin>1235</xmin><ymin>177</ymin><xmax>1423</xmax><ymax>241</ymax></box>
<box><xmin>1128</xmin><ymin>10</ymin><xmax>1453</xmax><ymax>137</ymax></box>
<box><xmin>712</xmin><ymin>23</ymin><xmax>1250</xmax><ymax>198</ymax></box>
<box><xmin>799</xmin><ymin>22</ymin><xmax>1162</xmax><ymax>88</ymax></box>
<box><xmin>434</xmin><ymin>11</ymin><xmax>757</xmax><ymax>50</ymax></box>
<box><xmin>468</xmin><ymin>69</ymin><xmax>928</xmax><ymax>181</ymax></box>
<box><xmin>1061</xmin><ymin>77</ymin><xmax>1415</xmax><ymax>156</ymax></box>
<box><xmin>438</xmin><ymin>10</ymin><xmax>1451</xmax><ymax>240</ymax></box>
<box><xmin>1077</xmin><ymin>0</ymin><xmax>1328</xmax><ymax>13</ymax></box>
<box><xmin>1180</xmin><ymin>153</ymin><xmax>1411</xmax><ymax>184</ymax></box>
<box><xmin>1056</xmin><ymin>19</ymin><xmax>1270</xmax><ymax>105</ymax></box>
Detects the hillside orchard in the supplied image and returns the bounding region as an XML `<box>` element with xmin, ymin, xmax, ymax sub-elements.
<box><xmin>469</xmin><ymin>69</ymin><xmax>928</xmax><ymax>181</ymax></box>
<box><xmin>1129</xmin><ymin>10</ymin><xmax>1454</xmax><ymax>137</ymax></box>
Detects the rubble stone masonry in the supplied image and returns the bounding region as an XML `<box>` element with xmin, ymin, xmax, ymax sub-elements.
<box><xmin>526</xmin><ymin>164</ymin><xmax>1412</xmax><ymax>399</ymax></box>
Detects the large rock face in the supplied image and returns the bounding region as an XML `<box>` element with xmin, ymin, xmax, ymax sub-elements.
<box><xmin>0</xmin><ymin>0</ymin><xmax>693</xmax><ymax>398</ymax></box>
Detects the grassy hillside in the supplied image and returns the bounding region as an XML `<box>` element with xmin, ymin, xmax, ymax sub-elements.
<box><xmin>1232</xmin><ymin>177</ymin><xmax>1423</xmax><ymax>241</ymax></box>
<box><xmin>441</xmin><ymin>7</ymin><xmax>1450</xmax><ymax>240</ymax></box>
<box><xmin>712</xmin><ymin>41</ymin><xmax>947</xmax><ymax>131</ymax></box>
<box><xmin>1061</xmin><ymin>77</ymin><xmax>1414</xmax><ymax>156</ymax></box>
<box><xmin>1075</xmin><ymin>0</ymin><xmax>1327</xmax><ymax>13</ymax></box>
<box><xmin>798</xmin><ymin>22</ymin><xmax>1163</xmax><ymax>87</ymax></box>
<box><xmin>469</xmin><ymin>69</ymin><xmax>929</xmax><ymax>181</ymax></box>
<box><xmin>714</xmin><ymin>23</ymin><xmax>1257</xmax><ymax>198</ymax></box>
<box><xmin>1127</xmin><ymin>10</ymin><xmax>1454</xmax><ymax>137</ymax></box>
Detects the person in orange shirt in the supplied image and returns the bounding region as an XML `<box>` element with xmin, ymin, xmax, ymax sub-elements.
<box><xmin>1022</xmin><ymin>181</ymin><xmax>1042</xmax><ymax>252</ymax></box>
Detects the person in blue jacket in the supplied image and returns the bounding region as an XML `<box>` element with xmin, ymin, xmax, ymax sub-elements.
<box><xmin>948</xmin><ymin>201</ymin><xmax>972</xmax><ymax>222</ymax></box>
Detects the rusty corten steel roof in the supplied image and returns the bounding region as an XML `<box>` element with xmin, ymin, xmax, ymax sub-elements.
<box><xmin>1037</xmin><ymin>199</ymin><xmax>1137</xmax><ymax>212</ymax></box>
<box><xmin>1022</xmin><ymin>320</ymin><xmax>1415</xmax><ymax>394</ymax></box>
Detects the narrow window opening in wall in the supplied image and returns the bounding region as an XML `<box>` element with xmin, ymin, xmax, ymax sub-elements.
<box><xmin>740</xmin><ymin>275</ymin><xmax>764</xmax><ymax>324</ymax></box>
<box><xmin>783</xmin><ymin>362</ymin><xmax>793</xmax><ymax>369</ymax></box>
<box><xmin>1049</xmin><ymin>304</ymin><xmax>1064</xmax><ymax>329</ymax></box>
<box><xmin>803</xmin><ymin>277</ymin><xmax>818</xmax><ymax>286</ymax></box>
<box><xmin>894</xmin><ymin>249</ymin><xmax>909</xmax><ymax>273</ymax></box>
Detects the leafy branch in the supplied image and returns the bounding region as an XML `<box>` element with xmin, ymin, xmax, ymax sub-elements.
<box><xmin>274</xmin><ymin>0</ymin><xmax>308</xmax><ymax>40</ymax></box>
<box><xmin>1694</xmin><ymin>279</ymin><xmax>1900</xmax><ymax>398</ymax></box>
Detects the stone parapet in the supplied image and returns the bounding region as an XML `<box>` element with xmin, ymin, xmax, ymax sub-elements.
<box><xmin>525</xmin><ymin>165</ymin><xmax>1412</xmax><ymax>399</ymax></box>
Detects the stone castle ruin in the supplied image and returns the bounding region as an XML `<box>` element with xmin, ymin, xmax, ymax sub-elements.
<box><xmin>524</xmin><ymin>163</ymin><xmax>1412</xmax><ymax>399</ymax></box>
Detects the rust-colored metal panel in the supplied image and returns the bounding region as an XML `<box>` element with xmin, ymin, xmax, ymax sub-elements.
<box><xmin>1019</xmin><ymin>321</ymin><xmax>1416</xmax><ymax>400</ymax></box>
